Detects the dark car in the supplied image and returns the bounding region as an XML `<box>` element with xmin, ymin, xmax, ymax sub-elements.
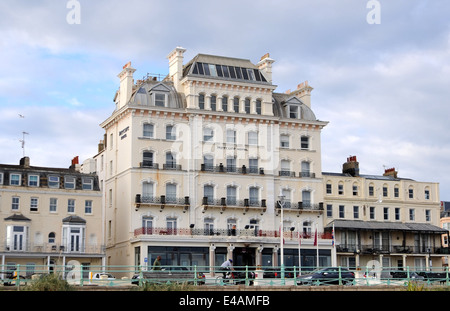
<box><xmin>297</xmin><ymin>267</ymin><xmax>355</xmax><ymax>285</ymax></box>
<box><xmin>416</xmin><ymin>271</ymin><xmax>446</xmax><ymax>284</ymax></box>
<box><xmin>263</xmin><ymin>267</ymin><xmax>295</xmax><ymax>278</ymax></box>
<box><xmin>390</xmin><ymin>271</ymin><xmax>424</xmax><ymax>280</ymax></box>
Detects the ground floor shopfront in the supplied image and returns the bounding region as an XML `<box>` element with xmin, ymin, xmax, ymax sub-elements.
<box><xmin>134</xmin><ymin>243</ymin><xmax>332</xmax><ymax>275</ymax></box>
<box><xmin>0</xmin><ymin>253</ymin><xmax>105</xmax><ymax>280</ymax></box>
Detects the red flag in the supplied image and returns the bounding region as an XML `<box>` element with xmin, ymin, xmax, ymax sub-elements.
<box><xmin>313</xmin><ymin>228</ymin><xmax>317</xmax><ymax>246</ymax></box>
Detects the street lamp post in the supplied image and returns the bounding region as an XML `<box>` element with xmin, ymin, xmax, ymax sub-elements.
<box><xmin>278</xmin><ymin>191</ymin><xmax>285</xmax><ymax>283</ymax></box>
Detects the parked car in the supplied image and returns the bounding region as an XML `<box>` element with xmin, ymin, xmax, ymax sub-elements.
<box><xmin>262</xmin><ymin>267</ymin><xmax>295</xmax><ymax>278</ymax></box>
<box><xmin>91</xmin><ymin>273</ymin><xmax>116</xmax><ymax>280</ymax></box>
<box><xmin>416</xmin><ymin>271</ymin><xmax>446</xmax><ymax>284</ymax></box>
<box><xmin>390</xmin><ymin>271</ymin><xmax>424</xmax><ymax>280</ymax></box>
<box><xmin>297</xmin><ymin>267</ymin><xmax>355</xmax><ymax>285</ymax></box>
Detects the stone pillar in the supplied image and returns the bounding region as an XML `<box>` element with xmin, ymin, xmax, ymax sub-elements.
<box><xmin>210</xmin><ymin>244</ymin><xmax>216</xmax><ymax>276</ymax></box>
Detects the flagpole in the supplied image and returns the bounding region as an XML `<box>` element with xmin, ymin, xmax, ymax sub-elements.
<box><xmin>278</xmin><ymin>191</ymin><xmax>285</xmax><ymax>283</ymax></box>
<box><xmin>297</xmin><ymin>223</ymin><xmax>301</xmax><ymax>275</ymax></box>
<box><xmin>315</xmin><ymin>223</ymin><xmax>319</xmax><ymax>269</ymax></box>
<box><xmin>332</xmin><ymin>223</ymin><xmax>337</xmax><ymax>267</ymax></box>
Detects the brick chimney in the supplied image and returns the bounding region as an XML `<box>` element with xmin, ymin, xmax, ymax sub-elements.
<box><xmin>342</xmin><ymin>156</ymin><xmax>359</xmax><ymax>177</ymax></box>
<box><xmin>383</xmin><ymin>167</ymin><xmax>398</xmax><ymax>178</ymax></box>
<box><xmin>70</xmin><ymin>156</ymin><xmax>81</xmax><ymax>172</ymax></box>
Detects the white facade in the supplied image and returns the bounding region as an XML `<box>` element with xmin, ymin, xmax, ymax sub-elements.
<box><xmin>96</xmin><ymin>47</ymin><xmax>447</xmax><ymax>274</ymax></box>
<box><xmin>98</xmin><ymin>48</ymin><xmax>332</xmax><ymax>272</ymax></box>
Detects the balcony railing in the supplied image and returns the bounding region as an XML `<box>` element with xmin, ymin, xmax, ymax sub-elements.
<box><xmin>134</xmin><ymin>226</ymin><xmax>332</xmax><ymax>240</ymax></box>
<box><xmin>336</xmin><ymin>244</ymin><xmax>448</xmax><ymax>255</ymax></box>
<box><xmin>279</xmin><ymin>170</ymin><xmax>295</xmax><ymax>177</ymax></box>
<box><xmin>140</xmin><ymin>161</ymin><xmax>159</xmax><ymax>169</ymax></box>
<box><xmin>163</xmin><ymin>163</ymin><xmax>182</xmax><ymax>170</ymax></box>
<box><xmin>201</xmin><ymin>164</ymin><xmax>265</xmax><ymax>175</ymax></box>
<box><xmin>277</xmin><ymin>201</ymin><xmax>324</xmax><ymax>211</ymax></box>
<box><xmin>202</xmin><ymin>197</ymin><xmax>266</xmax><ymax>208</ymax></box>
<box><xmin>135</xmin><ymin>195</ymin><xmax>190</xmax><ymax>206</ymax></box>
<box><xmin>299</xmin><ymin>172</ymin><xmax>316</xmax><ymax>178</ymax></box>
<box><xmin>1</xmin><ymin>243</ymin><xmax>105</xmax><ymax>254</ymax></box>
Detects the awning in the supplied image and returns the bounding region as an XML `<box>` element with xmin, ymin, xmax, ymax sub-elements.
<box><xmin>326</xmin><ymin>219</ymin><xmax>448</xmax><ymax>233</ymax></box>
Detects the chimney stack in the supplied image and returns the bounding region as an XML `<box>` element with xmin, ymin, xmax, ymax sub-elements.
<box><xmin>20</xmin><ymin>156</ymin><xmax>30</xmax><ymax>168</ymax></box>
<box><xmin>117</xmin><ymin>61</ymin><xmax>136</xmax><ymax>109</ymax></box>
<box><xmin>289</xmin><ymin>80</ymin><xmax>314</xmax><ymax>108</ymax></box>
<box><xmin>342</xmin><ymin>156</ymin><xmax>359</xmax><ymax>177</ymax></box>
<box><xmin>98</xmin><ymin>140</ymin><xmax>105</xmax><ymax>153</ymax></box>
<box><xmin>257</xmin><ymin>53</ymin><xmax>275</xmax><ymax>83</ymax></box>
<box><xmin>167</xmin><ymin>46</ymin><xmax>186</xmax><ymax>91</ymax></box>
<box><xmin>70</xmin><ymin>156</ymin><xmax>81</xmax><ymax>172</ymax></box>
<box><xmin>383</xmin><ymin>167</ymin><xmax>398</xmax><ymax>179</ymax></box>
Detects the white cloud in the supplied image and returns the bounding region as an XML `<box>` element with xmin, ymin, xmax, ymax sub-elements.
<box><xmin>0</xmin><ymin>0</ymin><xmax>449</xmax><ymax>200</ymax></box>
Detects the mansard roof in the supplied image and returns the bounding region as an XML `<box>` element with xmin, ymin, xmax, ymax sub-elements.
<box><xmin>129</xmin><ymin>80</ymin><xmax>185</xmax><ymax>109</ymax></box>
<box><xmin>272</xmin><ymin>93</ymin><xmax>317</xmax><ymax>121</ymax></box>
<box><xmin>183</xmin><ymin>53</ymin><xmax>270</xmax><ymax>84</ymax></box>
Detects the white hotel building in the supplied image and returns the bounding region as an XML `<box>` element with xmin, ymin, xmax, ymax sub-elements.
<box><xmin>93</xmin><ymin>47</ymin><xmax>446</xmax><ymax>274</ymax></box>
<box><xmin>95</xmin><ymin>47</ymin><xmax>332</xmax><ymax>272</ymax></box>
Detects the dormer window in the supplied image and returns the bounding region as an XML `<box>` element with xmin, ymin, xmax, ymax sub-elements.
<box><xmin>283</xmin><ymin>97</ymin><xmax>303</xmax><ymax>119</ymax></box>
<box><xmin>48</xmin><ymin>176</ymin><xmax>60</xmax><ymax>188</ymax></box>
<box><xmin>289</xmin><ymin>105</ymin><xmax>299</xmax><ymax>119</ymax></box>
<box><xmin>82</xmin><ymin>177</ymin><xmax>94</xmax><ymax>190</ymax></box>
<box><xmin>65</xmin><ymin>176</ymin><xmax>76</xmax><ymax>189</ymax></box>
<box><xmin>154</xmin><ymin>93</ymin><xmax>166</xmax><ymax>107</ymax></box>
<box><xmin>28</xmin><ymin>174</ymin><xmax>39</xmax><ymax>187</ymax></box>
<box><xmin>149</xmin><ymin>84</ymin><xmax>170</xmax><ymax>108</ymax></box>
<box><xmin>10</xmin><ymin>173</ymin><xmax>21</xmax><ymax>186</ymax></box>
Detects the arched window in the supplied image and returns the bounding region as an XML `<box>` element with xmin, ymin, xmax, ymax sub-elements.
<box><xmin>301</xmin><ymin>161</ymin><xmax>311</xmax><ymax>177</ymax></box>
<box><xmin>222</xmin><ymin>95</ymin><xmax>228</xmax><ymax>111</ymax></box>
<box><xmin>300</xmin><ymin>136</ymin><xmax>310</xmax><ymax>149</ymax></box>
<box><xmin>204</xmin><ymin>218</ymin><xmax>214</xmax><ymax>235</ymax></box>
<box><xmin>166</xmin><ymin>183</ymin><xmax>177</xmax><ymax>203</ymax></box>
<box><xmin>255</xmin><ymin>100</ymin><xmax>262</xmax><ymax>114</ymax></box>
<box><xmin>233</xmin><ymin>97</ymin><xmax>240</xmax><ymax>113</ymax></box>
<box><xmin>198</xmin><ymin>93</ymin><xmax>205</xmax><ymax>109</ymax></box>
<box><xmin>142</xmin><ymin>181</ymin><xmax>154</xmax><ymax>199</ymax></box>
<box><xmin>48</xmin><ymin>232</ymin><xmax>56</xmax><ymax>244</ymax></box>
<box><xmin>142</xmin><ymin>151</ymin><xmax>154</xmax><ymax>168</ymax></box>
<box><xmin>302</xmin><ymin>190</ymin><xmax>311</xmax><ymax>207</ymax></box>
<box><xmin>165</xmin><ymin>152</ymin><xmax>176</xmax><ymax>169</ymax></box>
<box><xmin>249</xmin><ymin>187</ymin><xmax>259</xmax><ymax>206</ymax></box>
<box><xmin>227</xmin><ymin>186</ymin><xmax>237</xmax><ymax>205</ymax></box>
<box><xmin>204</xmin><ymin>185</ymin><xmax>214</xmax><ymax>204</ymax></box>
<box><xmin>143</xmin><ymin>123</ymin><xmax>154</xmax><ymax>138</ymax></box>
<box><xmin>142</xmin><ymin>216</ymin><xmax>153</xmax><ymax>234</ymax></box>
<box><xmin>302</xmin><ymin>221</ymin><xmax>312</xmax><ymax>237</ymax></box>
<box><xmin>211</xmin><ymin>95</ymin><xmax>217</xmax><ymax>111</ymax></box>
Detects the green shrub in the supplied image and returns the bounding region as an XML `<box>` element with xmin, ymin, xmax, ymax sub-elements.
<box><xmin>406</xmin><ymin>281</ymin><xmax>426</xmax><ymax>291</ymax></box>
<box><xmin>26</xmin><ymin>273</ymin><xmax>74</xmax><ymax>291</ymax></box>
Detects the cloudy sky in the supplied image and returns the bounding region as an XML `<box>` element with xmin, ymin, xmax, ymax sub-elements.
<box><xmin>1</xmin><ymin>0</ymin><xmax>449</xmax><ymax>201</ymax></box>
